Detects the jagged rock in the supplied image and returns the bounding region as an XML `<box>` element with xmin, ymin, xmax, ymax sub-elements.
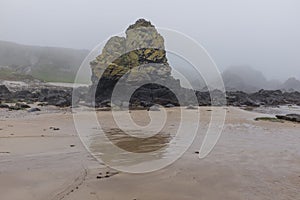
<box><xmin>226</xmin><ymin>91</ymin><xmax>260</xmax><ymax>107</ymax></box>
<box><xmin>28</xmin><ymin>107</ymin><xmax>41</xmax><ymax>112</ymax></box>
<box><xmin>9</xmin><ymin>106</ymin><xmax>21</xmax><ymax>110</ymax></box>
<box><xmin>14</xmin><ymin>90</ymin><xmax>38</xmax><ymax>101</ymax></box>
<box><xmin>38</xmin><ymin>88</ymin><xmax>72</xmax><ymax>107</ymax></box>
<box><xmin>0</xmin><ymin>85</ymin><xmax>10</xmax><ymax>95</ymax></box>
<box><xmin>276</xmin><ymin>114</ymin><xmax>300</xmax><ymax>123</ymax></box>
<box><xmin>0</xmin><ymin>103</ymin><xmax>9</xmax><ymax>108</ymax></box>
<box><xmin>195</xmin><ymin>91</ymin><xmax>211</xmax><ymax>106</ymax></box>
<box><xmin>7</xmin><ymin>102</ymin><xmax>30</xmax><ymax>110</ymax></box>
<box><xmin>250</xmin><ymin>90</ymin><xmax>285</xmax><ymax>105</ymax></box>
<box><xmin>0</xmin><ymin>85</ymin><xmax>11</xmax><ymax>100</ymax></box>
<box><xmin>15</xmin><ymin>102</ymin><xmax>31</xmax><ymax>109</ymax></box>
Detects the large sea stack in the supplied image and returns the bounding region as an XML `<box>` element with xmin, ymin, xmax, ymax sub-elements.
<box><xmin>89</xmin><ymin>19</ymin><xmax>191</xmax><ymax>107</ymax></box>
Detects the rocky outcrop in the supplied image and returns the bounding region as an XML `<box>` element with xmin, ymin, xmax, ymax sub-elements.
<box><xmin>0</xmin><ymin>85</ymin><xmax>11</xmax><ymax>97</ymax></box>
<box><xmin>226</xmin><ymin>91</ymin><xmax>260</xmax><ymax>107</ymax></box>
<box><xmin>90</xmin><ymin>19</ymin><xmax>182</xmax><ymax>107</ymax></box>
<box><xmin>226</xmin><ymin>90</ymin><xmax>300</xmax><ymax>107</ymax></box>
<box><xmin>1</xmin><ymin>83</ymin><xmax>300</xmax><ymax>109</ymax></box>
<box><xmin>276</xmin><ymin>114</ymin><xmax>300</xmax><ymax>123</ymax></box>
<box><xmin>0</xmin><ymin>85</ymin><xmax>88</xmax><ymax>107</ymax></box>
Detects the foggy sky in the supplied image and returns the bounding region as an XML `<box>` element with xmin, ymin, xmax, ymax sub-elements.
<box><xmin>0</xmin><ymin>0</ymin><xmax>299</xmax><ymax>80</ymax></box>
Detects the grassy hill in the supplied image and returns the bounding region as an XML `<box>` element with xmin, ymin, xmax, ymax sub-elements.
<box><xmin>0</xmin><ymin>40</ymin><xmax>89</xmax><ymax>83</ymax></box>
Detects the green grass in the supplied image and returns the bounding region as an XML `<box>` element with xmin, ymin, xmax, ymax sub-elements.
<box><xmin>0</xmin><ymin>68</ymin><xmax>37</xmax><ymax>81</ymax></box>
<box><xmin>31</xmin><ymin>69</ymin><xmax>76</xmax><ymax>83</ymax></box>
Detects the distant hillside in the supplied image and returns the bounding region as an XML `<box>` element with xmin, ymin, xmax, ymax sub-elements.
<box><xmin>222</xmin><ymin>66</ymin><xmax>300</xmax><ymax>92</ymax></box>
<box><xmin>222</xmin><ymin>66</ymin><xmax>267</xmax><ymax>92</ymax></box>
<box><xmin>0</xmin><ymin>67</ymin><xmax>39</xmax><ymax>82</ymax></box>
<box><xmin>281</xmin><ymin>77</ymin><xmax>300</xmax><ymax>92</ymax></box>
<box><xmin>0</xmin><ymin>40</ymin><xmax>89</xmax><ymax>83</ymax></box>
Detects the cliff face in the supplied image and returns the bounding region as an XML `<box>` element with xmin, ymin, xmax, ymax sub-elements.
<box><xmin>90</xmin><ymin>19</ymin><xmax>181</xmax><ymax>106</ymax></box>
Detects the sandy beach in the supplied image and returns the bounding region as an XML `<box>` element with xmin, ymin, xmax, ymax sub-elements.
<box><xmin>0</xmin><ymin>107</ymin><xmax>300</xmax><ymax>200</ymax></box>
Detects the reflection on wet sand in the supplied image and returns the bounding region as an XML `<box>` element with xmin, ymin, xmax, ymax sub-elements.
<box><xmin>89</xmin><ymin>109</ymin><xmax>183</xmax><ymax>167</ymax></box>
<box><xmin>89</xmin><ymin>131</ymin><xmax>170</xmax><ymax>167</ymax></box>
<box><xmin>102</xmin><ymin>128</ymin><xmax>171</xmax><ymax>153</ymax></box>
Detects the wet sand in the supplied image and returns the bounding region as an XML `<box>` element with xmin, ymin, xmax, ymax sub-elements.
<box><xmin>0</xmin><ymin>107</ymin><xmax>300</xmax><ymax>200</ymax></box>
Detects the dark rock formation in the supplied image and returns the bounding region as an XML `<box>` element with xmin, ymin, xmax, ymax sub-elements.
<box><xmin>250</xmin><ymin>90</ymin><xmax>300</xmax><ymax>106</ymax></box>
<box><xmin>0</xmin><ymin>103</ymin><xmax>9</xmax><ymax>108</ymax></box>
<box><xmin>226</xmin><ymin>91</ymin><xmax>259</xmax><ymax>107</ymax></box>
<box><xmin>15</xmin><ymin>102</ymin><xmax>31</xmax><ymax>109</ymax></box>
<box><xmin>38</xmin><ymin>88</ymin><xmax>72</xmax><ymax>107</ymax></box>
<box><xmin>0</xmin><ymin>86</ymin><xmax>83</xmax><ymax>108</ymax></box>
<box><xmin>0</xmin><ymin>85</ymin><xmax>11</xmax><ymax>98</ymax></box>
<box><xmin>28</xmin><ymin>107</ymin><xmax>41</xmax><ymax>112</ymax></box>
<box><xmin>276</xmin><ymin>114</ymin><xmax>300</xmax><ymax>123</ymax></box>
<box><xmin>1</xmin><ymin>84</ymin><xmax>300</xmax><ymax>109</ymax></box>
<box><xmin>89</xmin><ymin>19</ymin><xmax>186</xmax><ymax>107</ymax></box>
<box><xmin>226</xmin><ymin>90</ymin><xmax>300</xmax><ymax>107</ymax></box>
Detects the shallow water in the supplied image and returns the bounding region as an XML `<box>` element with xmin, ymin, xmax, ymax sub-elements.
<box><xmin>74</xmin><ymin>108</ymin><xmax>210</xmax><ymax>171</ymax></box>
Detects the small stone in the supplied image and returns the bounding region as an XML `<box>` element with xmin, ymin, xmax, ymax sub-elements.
<box><xmin>8</xmin><ymin>106</ymin><xmax>21</xmax><ymax>110</ymax></box>
<box><xmin>148</xmin><ymin>105</ymin><xmax>160</xmax><ymax>111</ymax></box>
<box><xmin>28</xmin><ymin>108</ymin><xmax>41</xmax><ymax>112</ymax></box>
<box><xmin>165</xmin><ymin>103</ymin><xmax>175</xmax><ymax>108</ymax></box>
<box><xmin>16</xmin><ymin>102</ymin><xmax>31</xmax><ymax>109</ymax></box>
<box><xmin>186</xmin><ymin>105</ymin><xmax>197</xmax><ymax>110</ymax></box>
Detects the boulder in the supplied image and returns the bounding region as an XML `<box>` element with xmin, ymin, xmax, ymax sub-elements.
<box><xmin>15</xmin><ymin>102</ymin><xmax>31</xmax><ymax>109</ymax></box>
<box><xmin>9</xmin><ymin>106</ymin><xmax>21</xmax><ymax>110</ymax></box>
<box><xmin>28</xmin><ymin>107</ymin><xmax>41</xmax><ymax>112</ymax></box>
<box><xmin>186</xmin><ymin>105</ymin><xmax>197</xmax><ymax>110</ymax></box>
<box><xmin>276</xmin><ymin>114</ymin><xmax>300</xmax><ymax>123</ymax></box>
<box><xmin>148</xmin><ymin>105</ymin><xmax>161</xmax><ymax>111</ymax></box>
<box><xmin>38</xmin><ymin>88</ymin><xmax>72</xmax><ymax>107</ymax></box>
<box><xmin>0</xmin><ymin>85</ymin><xmax>11</xmax><ymax>100</ymax></box>
<box><xmin>0</xmin><ymin>103</ymin><xmax>9</xmax><ymax>108</ymax></box>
